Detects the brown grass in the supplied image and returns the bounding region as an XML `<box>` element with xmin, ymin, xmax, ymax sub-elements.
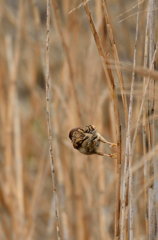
<box><xmin>0</xmin><ymin>0</ymin><xmax>158</xmax><ymax>240</ymax></box>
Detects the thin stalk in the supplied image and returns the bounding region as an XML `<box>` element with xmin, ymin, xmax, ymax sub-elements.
<box><xmin>143</xmin><ymin>7</ymin><xmax>149</xmax><ymax>236</ymax></box>
<box><xmin>121</xmin><ymin>1</ymin><xmax>141</xmax><ymax>239</ymax></box>
<box><xmin>148</xmin><ymin>0</ymin><xmax>156</xmax><ymax>185</ymax></box>
<box><xmin>52</xmin><ymin>103</ymin><xmax>70</xmax><ymax>240</ymax></box>
<box><xmin>148</xmin><ymin>0</ymin><xmax>156</xmax><ymax>238</ymax></box>
<box><xmin>46</xmin><ymin>0</ymin><xmax>61</xmax><ymax>239</ymax></box>
<box><xmin>148</xmin><ymin>0</ymin><xmax>156</xmax><ymax>186</ymax></box>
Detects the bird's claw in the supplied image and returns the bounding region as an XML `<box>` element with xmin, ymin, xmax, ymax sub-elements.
<box><xmin>109</xmin><ymin>143</ymin><xmax>117</xmax><ymax>148</ymax></box>
<box><xmin>109</xmin><ymin>153</ymin><xmax>117</xmax><ymax>159</ymax></box>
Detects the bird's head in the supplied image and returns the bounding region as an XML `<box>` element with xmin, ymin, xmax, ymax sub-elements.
<box><xmin>69</xmin><ymin>128</ymin><xmax>79</xmax><ymax>140</ymax></box>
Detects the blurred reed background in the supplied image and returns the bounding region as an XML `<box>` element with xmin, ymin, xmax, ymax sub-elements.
<box><xmin>0</xmin><ymin>0</ymin><xmax>158</xmax><ymax>239</ymax></box>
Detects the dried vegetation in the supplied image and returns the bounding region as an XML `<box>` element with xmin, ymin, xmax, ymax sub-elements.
<box><xmin>0</xmin><ymin>0</ymin><xmax>158</xmax><ymax>239</ymax></box>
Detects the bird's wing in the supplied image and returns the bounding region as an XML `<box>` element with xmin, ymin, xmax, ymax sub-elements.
<box><xmin>84</xmin><ymin>125</ymin><xmax>97</xmax><ymax>134</ymax></box>
<box><xmin>72</xmin><ymin>128</ymin><xmax>89</xmax><ymax>149</ymax></box>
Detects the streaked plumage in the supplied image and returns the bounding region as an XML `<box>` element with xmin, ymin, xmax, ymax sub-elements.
<box><xmin>69</xmin><ymin>125</ymin><xmax>117</xmax><ymax>157</ymax></box>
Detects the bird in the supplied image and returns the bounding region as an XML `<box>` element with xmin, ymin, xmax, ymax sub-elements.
<box><xmin>69</xmin><ymin>125</ymin><xmax>117</xmax><ymax>158</ymax></box>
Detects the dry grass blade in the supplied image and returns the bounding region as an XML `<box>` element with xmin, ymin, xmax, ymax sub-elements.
<box><xmin>116</xmin><ymin>0</ymin><xmax>144</xmax><ymax>19</ymax></box>
<box><xmin>69</xmin><ymin>0</ymin><xmax>91</xmax><ymax>14</ymax></box>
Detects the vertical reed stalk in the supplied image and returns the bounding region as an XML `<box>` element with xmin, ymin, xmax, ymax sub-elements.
<box><xmin>46</xmin><ymin>0</ymin><xmax>61</xmax><ymax>239</ymax></box>
<box><xmin>52</xmin><ymin>103</ymin><xmax>70</xmax><ymax>240</ymax></box>
<box><xmin>148</xmin><ymin>0</ymin><xmax>155</xmax><ymax>186</ymax></box>
<box><xmin>148</xmin><ymin>0</ymin><xmax>156</xmax><ymax>238</ymax></box>
<box><xmin>143</xmin><ymin>7</ymin><xmax>149</xmax><ymax>237</ymax></box>
<box><xmin>121</xmin><ymin>1</ymin><xmax>141</xmax><ymax>239</ymax></box>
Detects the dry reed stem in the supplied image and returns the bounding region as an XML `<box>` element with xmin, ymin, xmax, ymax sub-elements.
<box><xmin>96</xmin><ymin>0</ymin><xmax>102</xmax><ymax>22</ymax></box>
<box><xmin>148</xmin><ymin>0</ymin><xmax>156</xmax><ymax>187</ymax></box>
<box><xmin>129</xmin><ymin>47</ymin><xmax>157</xmax><ymax>237</ymax></box>
<box><xmin>143</xmin><ymin>6</ymin><xmax>149</xmax><ymax>236</ymax></box>
<box><xmin>46</xmin><ymin>0</ymin><xmax>61</xmax><ymax>239</ymax></box>
<box><xmin>148</xmin><ymin>0</ymin><xmax>156</xmax><ymax>238</ymax></box>
<box><xmin>52</xmin><ymin>103</ymin><xmax>70</xmax><ymax>240</ymax></box>
<box><xmin>121</xmin><ymin>1</ymin><xmax>141</xmax><ymax>239</ymax></box>
<box><xmin>106</xmin><ymin>53</ymin><xmax>122</xmax><ymax>240</ymax></box>
<box><xmin>102</xmin><ymin>0</ymin><xmax>128</xmax><ymax>129</ymax></box>
<box><xmin>69</xmin><ymin>0</ymin><xmax>91</xmax><ymax>14</ymax></box>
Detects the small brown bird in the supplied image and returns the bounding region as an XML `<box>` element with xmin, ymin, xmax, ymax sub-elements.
<box><xmin>69</xmin><ymin>125</ymin><xmax>117</xmax><ymax>158</ymax></box>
